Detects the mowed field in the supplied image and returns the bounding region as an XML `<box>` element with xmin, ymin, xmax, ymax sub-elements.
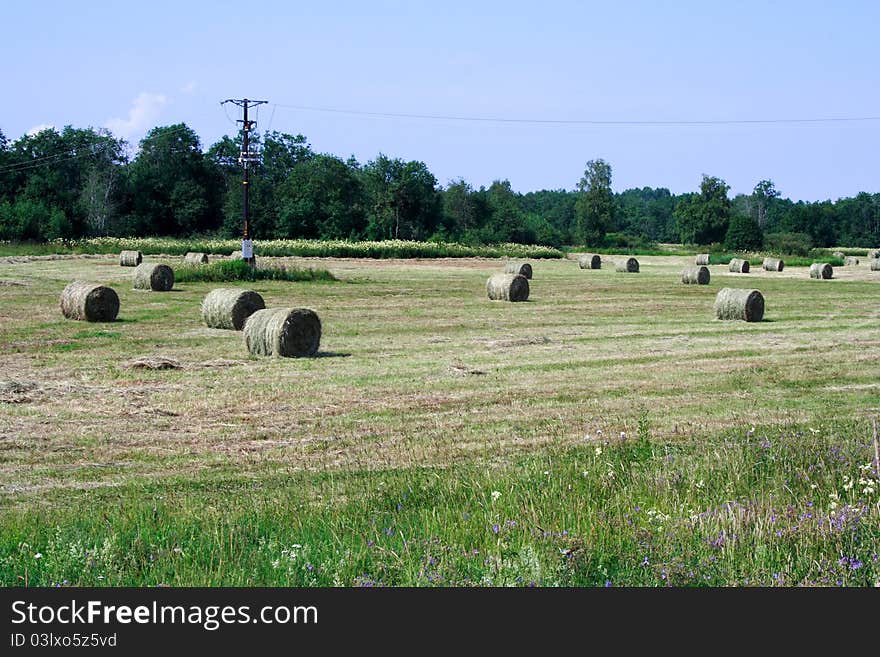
<box><xmin>1</xmin><ymin>254</ymin><xmax>879</xmax><ymax>586</ymax></box>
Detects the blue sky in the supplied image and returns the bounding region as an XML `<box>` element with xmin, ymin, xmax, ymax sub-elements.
<box><xmin>3</xmin><ymin>0</ymin><xmax>878</xmax><ymax>200</ymax></box>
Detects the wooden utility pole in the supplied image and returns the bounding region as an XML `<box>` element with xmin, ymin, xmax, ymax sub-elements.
<box><xmin>221</xmin><ymin>98</ymin><xmax>268</xmax><ymax>267</ymax></box>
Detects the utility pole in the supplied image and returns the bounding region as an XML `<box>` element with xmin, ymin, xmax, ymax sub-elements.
<box><xmin>221</xmin><ymin>97</ymin><xmax>268</xmax><ymax>267</ymax></box>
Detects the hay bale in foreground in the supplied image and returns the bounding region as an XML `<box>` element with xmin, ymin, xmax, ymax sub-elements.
<box><xmin>844</xmin><ymin>256</ymin><xmax>860</xmax><ymax>266</ymax></box>
<box><xmin>183</xmin><ymin>252</ymin><xmax>209</xmax><ymax>266</ymax></box>
<box><xmin>578</xmin><ymin>254</ymin><xmax>601</xmax><ymax>269</ymax></box>
<box><xmin>60</xmin><ymin>281</ymin><xmax>119</xmax><ymax>322</ymax></box>
<box><xmin>615</xmin><ymin>257</ymin><xmax>639</xmax><ymax>273</ymax></box>
<box><xmin>133</xmin><ymin>263</ymin><xmax>174</xmax><ymax>291</ymax></box>
<box><xmin>714</xmin><ymin>288</ymin><xmax>764</xmax><ymax>322</ymax></box>
<box><xmin>870</xmin><ymin>259</ymin><xmax>880</xmax><ymax>271</ymax></box>
<box><xmin>201</xmin><ymin>288</ymin><xmax>266</xmax><ymax>330</ymax></box>
<box><xmin>243</xmin><ymin>308</ymin><xmax>321</xmax><ymax>357</ymax></box>
<box><xmin>681</xmin><ymin>265</ymin><xmax>710</xmax><ymax>285</ymax></box>
<box><xmin>809</xmin><ymin>262</ymin><xmax>833</xmax><ymax>279</ymax></box>
<box><xmin>486</xmin><ymin>273</ymin><xmax>529</xmax><ymax>301</ymax></box>
<box><xmin>504</xmin><ymin>261</ymin><xmax>532</xmax><ymax>279</ymax></box>
<box><xmin>119</xmin><ymin>250</ymin><xmax>142</xmax><ymax>267</ymax></box>
<box><xmin>729</xmin><ymin>258</ymin><xmax>750</xmax><ymax>273</ymax></box>
<box><xmin>695</xmin><ymin>254</ymin><xmax>710</xmax><ymax>265</ymax></box>
<box><xmin>762</xmin><ymin>257</ymin><xmax>784</xmax><ymax>272</ymax></box>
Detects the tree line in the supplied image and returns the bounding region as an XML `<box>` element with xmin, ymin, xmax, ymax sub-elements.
<box><xmin>1</xmin><ymin>123</ymin><xmax>878</xmax><ymax>252</ymax></box>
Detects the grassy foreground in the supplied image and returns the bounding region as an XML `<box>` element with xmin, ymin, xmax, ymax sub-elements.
<box><xmin>1</xmin><ymin>253</ymin><xmax>879</xmax><ymax>586</ymax></box>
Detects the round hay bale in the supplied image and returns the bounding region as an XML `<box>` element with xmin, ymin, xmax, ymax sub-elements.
<box><xmin>844</xmin><ymin>256</ymin><xmax>860</xmax><ymax>266</ymax></box>
<box><xmin>202</xmin><ymin>288</ymin><xmax>266</xmax><ymax>330</ymax></box>
<box><xmin>133</xmin><ymin>263</ymin><xmax>174</xmax><ymax>291</ymax></box>
<box><xmin>870</xmin><ymin>259</ymin><xmax>880</xmax><ymax>271</ymax></box>
<box><xmin>809</xmin><ymin>262</ymin><xmax>833</xmax><ymax>279</ymax></box>
<box><xmin>729</xmin><ymin>258</ymin><xmax>750</xmax><ymax>273</ymax></box>
<box><xmin>714</xmin><ymin>288</ymin><xmax>764</xmax><ymax>322</ymax></box>
<box><xmin>504</xmin><ymin>261</ymin><xmax>532</xmax><ymax>279</ymax></box>
<box><xmin>578</xmin><ymin>254</ymin><xmax>602</xmax><ymax>269</ymax></box>
<box><xmin>868</xmin><ymin>250</ymin><xmax>880</xmax><ymax>260</ymax></box>
<box><xmin>615</xmin><ymin>257</ymin><xmax>639</xmax><ymax>273</ymax></box>
<box><xmin>60</xmin><ymin>281</ymin><xmax>119</xmax><ymax>322</ymax></box>
<box><xmin>681</xmin><ymin>265</ymin><xmax>710</xmax><ymax>285</ymax></box>
<box><xmin>832</xmin><ymin>251</ymin><xmax>845</xmax><ymax>259</ymax></box>
<box><xmin>695</xmin><ymin>254</ymin><xmax>710</xmax><ymax>265</ymax></box>
<box><xmin>486</xmin><ymin>273</ymin><xmax>529</xmax><ymax>301</ymax></box>
<box><xmin>243</xmin><ymin>308</ymin><xmax>321</xmax><ymax>357</ymax></box>
<box><xmin>762</xmin><ymin>257</ymin><xmax>784</xmax><ymax>272</ymax></box>
<box><xmin>183</xmin><ymin>252</ymin><xmax>209</xmax><ymax>266</ymax></box>
<box><xmin>119</xmin><ymin>250</ymin><xmax>142</xmax><ymax>267</ymax></box>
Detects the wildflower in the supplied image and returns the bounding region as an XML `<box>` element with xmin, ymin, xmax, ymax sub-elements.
<box><xmin>33</xmin><ymin>553</ymin><xmax>42</xmax><ymax>560</ymax></box>
<box><xmin>605</xmin><ymin>580</ymin><xmax>612</xmax><ymax>588</ymax></box>
<box><xmin>491</xmin><ymin>490</ymin><xmax>501</xmax><ymax>502</ymax></box>
<box><xmin>491</xmin><ymin>524</ymin><xmax>500</xmax><ymax>534</ymax></box>
<box><xmin>594</xmin><ymin>446</ymin><xmax>602</xmax><ymax>456</ymax></box>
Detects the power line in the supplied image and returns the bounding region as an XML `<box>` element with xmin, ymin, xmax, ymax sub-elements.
<box><xmin>272</xmin><ymin>102</ymin><xmax>880</xmax><ymax>127</ymax></box>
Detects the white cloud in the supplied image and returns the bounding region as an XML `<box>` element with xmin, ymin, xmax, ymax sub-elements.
<box><xmin>27</xmin><ymin>123</ymin><xmax>55</xmax><ymax>136</ymax></box>
<box><xmin>180</xmin><ymin>81</ymin><xmax>197</xmax><ymax>94</ymax></box>
<box><xmin>105</xmin><ymin>92</ymin><xmax>169</xmax><ymax>139</ymax></box>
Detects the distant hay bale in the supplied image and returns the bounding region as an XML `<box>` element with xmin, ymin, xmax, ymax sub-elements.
<box><xmin>809</xmin><ymin>262</ymin><xmax>833</xmax><ymax>279</ymax></box>
<box><xmin>870</xmin><ymin>259</ymin><xmax>880</xmax><ymax>271</ymax></box>
<box><xmin>844</xmin><ymin>256</ymin><xmax>860</xmax><ymax>266</ymax></box>
<box><xmin>762</xmin><ymin>257</ymin><xmax>784</xmax><ymax>272</ymax></box>
<box><xmin>832</xmin><ymin>251</ymin><xmax>845</xmax><ymax>259</ymax></box>
<box><xmin>695</xmin><ymin>254</ymin><xmax>710</xmax><ymax>265</ymax></box>
<box><xmin>868</xmin><ymin>250</ymin><xmax>880</xmax><ymax>260</ymax></box>
<box><xmin>201</xmin><ymin>288</ymin><xmax>265</xmax><ymax>330</ymax></box>
<box><xmin>243</xmin><ymin>308</ymin><xmax>321</xmax><ymax>357</ymax></box>
<box><xmin>615</xmin><ymin>257</ymin><xmax>639</xmax><ymax>273</ymax></box>
<box><xmin>714</xmin><ymin>288</ymin><xmax>764</xmax><ymax>322</ymax></box>
<box><xmin>133</xmin><ymin>263</ymin><xmax>174</xmax><ymax>291</ymax></box>
<box><xmin>183</xmin><ymin>252</ymin><xmax>209</xmax><ymax>266</ymax></box>
<box><xmin>578</xmin><ymin>254</ymin><xmax>602</xmax><ymax>269</ymax></box>
<box><xmin>60</xmin><ymin>281</ymin><xmax>119</xmax><ymax>322</ymax></box>
<box><xmin>504</xmin><ymin>261</ymin><xmax>532</xmax><ymax>279</ymax></box>
<box><xmin>486</xmin><ymin>273</ymin><xmax>529</xmax><ymax>301</ymax></box>
<box><xmin>119</xmin><ymin>250</ymin><xmax>142</xmax><ymax>267</ymax></box>
<box><xmin>681</xmin><ymin>265</ymin><xmax>710</xmax><ymax>285</ymax></box>
<box><xmin>729</xmin><ymin>258</ymin><xmax>750</xmax><ymax>273</ymax></box>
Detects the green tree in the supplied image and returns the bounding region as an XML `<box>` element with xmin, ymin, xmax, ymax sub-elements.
<box><xmin>674</xmin><ymin>174</ymin><xmax>731</xmax><ymax>245</ymax></box>
<box><xmin>128</xmin><ymin>124</ymin><xmax>221</xmax><ymax>235</ymax></box>
<box><xmin>574</xmin><ymin>159</ymin><xmax>616</xmax><ymax>246</ymax></box>
<box><xmin>724</xmin><ymin>212</ymin><xmax>763</xmax><ymax>251</ymax></box>
<box><xmin>275</xmin><ymin>154</ymin><xmax>366</xmax><ymax>239</ymax></box>
<box><xmin>362</xmin><ymin>155</ymin><xmax>441</xmax><ymax>240</ymax></box>
<box><xmin>750</xmin><ymin>180</ymin><xmax>780</xmax><ymax>230</ymax></box>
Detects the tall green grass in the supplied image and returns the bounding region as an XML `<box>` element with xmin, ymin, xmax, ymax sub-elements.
<box><xmin>174</xmin><ymin>260</ymin><xmax>337</xmax><ymax>283</ymax></box>
<box><xmin>2</xmin><ymin>420</ymin><xmax>877</xmax><ymax>587</ymax></box>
